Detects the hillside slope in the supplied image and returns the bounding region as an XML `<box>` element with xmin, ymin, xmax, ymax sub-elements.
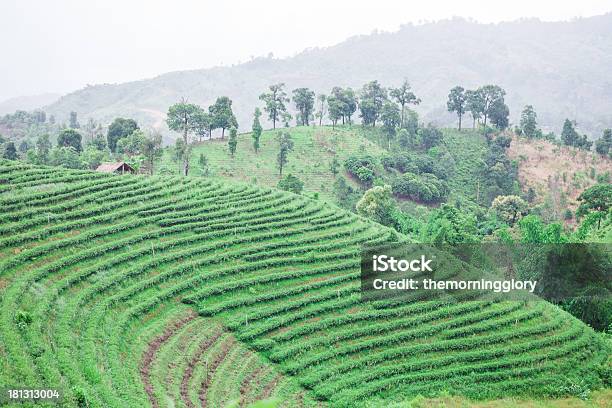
<box><xmin>508</xmin><ymin>136</ymin><xmax>612</xmax><ymax>223</ymax></box>
<box><xmin>0</xmin><ymin>161</ymin><xmax>609</xmax><ymax>407</ymax></box>
<box><xmin>45</xmin><ymin>15</ymin><xmax>612</xmax><ymax>136</ymax></box>
<box><xmin>159</xmin><ymin>126</ymin><xmax>387</xmax><ymax>202</ymax></box>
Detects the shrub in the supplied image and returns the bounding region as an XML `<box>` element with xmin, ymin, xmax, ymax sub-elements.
<box><xmin>277</xmin><ymin>174</ymin><xmax>304</xmax><ymax>194</ymax></box>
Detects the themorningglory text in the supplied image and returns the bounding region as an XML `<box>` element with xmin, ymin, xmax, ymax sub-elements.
<box><xmin>371</xmin><ymin>255</ymin><xmax>537</xmax><ymax>294</ymax></box>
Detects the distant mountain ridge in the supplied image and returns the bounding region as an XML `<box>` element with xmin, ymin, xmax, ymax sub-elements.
<box><xmin>45</xmin><ymin>14</ymin><xmax>612</xmax><ymax>137</ymax></box>
<box><xmin>0</xmin><ymin>93</ymin><xmax>60</xmax><ymax>115</ymax></box>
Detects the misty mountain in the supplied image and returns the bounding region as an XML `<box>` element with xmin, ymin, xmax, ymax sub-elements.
<box><xmin>0</xmin><ymin>93</ymin><xmax>60</xmax><ymax>115</ymax></box>
<box><xmin>45</xmin><ymin>15</ymin><xmax>612</xmax><ymax>137</ymax></box>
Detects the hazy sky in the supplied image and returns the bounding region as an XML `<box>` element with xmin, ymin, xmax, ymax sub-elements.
<box><xmin>1</xmin><ymin>0</ymin><xmax>612</xmax><ymax>101</ymax></box>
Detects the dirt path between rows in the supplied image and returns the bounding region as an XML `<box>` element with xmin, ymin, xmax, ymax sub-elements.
<box><xmin>180</xmin><ymin>330</ymin><xmax>224</xmax><ymax>408</ymax></box>
<box><xmin>198</xmin><ymin>337</ymin><xmax>235</xmax><ymax>408</ymax></box>
<box><xmin>139</xmin><ymin>310</ymin><xmax>197</xmax><ymax>408</ymax></box>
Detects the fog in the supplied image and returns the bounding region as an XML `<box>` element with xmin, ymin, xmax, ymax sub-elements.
<box><xmin>1</xmin><ymin>0</ymin><xmax>611</xmax><ymax>101</ymax></box>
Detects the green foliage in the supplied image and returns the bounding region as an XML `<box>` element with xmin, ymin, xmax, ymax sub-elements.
<box><xmin>332</xmin><ymin>176</ymin><xmax>360</xmax><ymax>210</ymax></box>
<box><xmin>595</xmin><ymin>129</ymin><xmax>611</xmax><ymax>157</ymax></box>
<box><xmin>277</xmin><ymin>174</ymin><xmax>304</xmax><ymax>194</ymax></box>
<box><xmin>260</xmin><ymin>83</ymin><xmax>289</xmax><ymax>129</ymax></box>
<box><xmin>380</xmin><ymin>100</ymin><xmax>401</xmax><ymax>147</ymax></box>
<box><xmin>476</xmin><ymin>84</ymin><xmax>507</xmax><ymax>130</ymax></box>
<box><xmin>193</xmin><ymin>109</ymin><xmax>213</xmax><ymax>141</ymax></box>
<box><xmin>35</xmin><ymin>134</ymin><xmax>52</xmax><ymax>164</ymax></box>
<box><xmin>141</xmin><ymin>131</ymin><xmax>163</xmax><ymax>175</ymax></box>
<box><xmin>2</xmin><ymin>141</ymin><xmax>17</xmax><ymax>160</ymax></box>
<box><xmin>276</xmin><ymin>131</ymin><xmax>294</xmax><ymax>176</ymax></box>
<box><xmin>57</xmin><ymin>128</ymin><xmax>83</xmax><ymax>152</ymax></box>
<box><xmin>328</xmin><ymin>86</ymin><xmax>357</xmax><ymax>126</ymax></box>
<box><xmin>81</xmin><ymin>146</ymin><xmax>107</xmax><ymax>170</ymax></box>
<box><xmin>491</xmin><ymin>195</ymin><xmax>528</xmax><ymax>226</ymax></box>
<box><xmin>419</xmin><ymin>124</ymin><xmax>443</xmax><ymax>150</ymax></box>
<box><xmin>561</xmin><ymin>119</ymin><xmax>592</xmax><ymax>150</ymax></box>
<box><xmin>107</xmin><ymin>117</ymin><xmax>138</xmax><ymax>153</ymax></box>
<box><xmin>359</xmin><ymin>80</ymin><xmax>387</xmax><ymax>126</ymax></box>
<box><xmin>330</xmin><ymin>156</ymin><xmax>339</xmax><ymax>177</ymax></box>
<box><xmin>292</xmin><ymin>88</ymin><xmax>315</xmax><ymax>126</ymax></box>
<box><xmin>576</xmin><ymin>184</ymin><xmax>612</xmax><ymax>225</ymax></box>
<box><xmin>69</xmin><ymin>111</ymin><xmax>80</xmax><ymax>129</ymax></box>
<box><xmin>116</xmin><ymin>129</ymin><xmax>146</xmax><ymax>157</ymax></box>
<box><xmin>49</xmin><ymin>146</ymin><xmax>83</xmax><ymax>169</ymax></box>
<box><xmin>390</xmin><ymin>80</ymin><xmax>420</xmax><ymax>126</ymax></box>
<box><xmin>228</xmin><ymin>126</ymin><xmax>238</xmax><ymax>157</ymax></box>
<box><xmin>251</xmin><ymin>108</ymin><xmax>263</xmax><ymax>152</ymax></box>
<box><xmin>209</xmin><ymin>96</ymin><xmax>238</xmax><ymax>138</ymax></box>
<box><xmin>356</xmin><ymin>184</ymin><xmax>395</xmax><ymax>225</ymax></box>
<box><xmin>421</xmin><ymin>204</ymin><xmax>479</xmax><ymax>244</ymax></box>
<box><xmin>447</xmin><ymin>86</ymin><xmax>466</xmax><ymax>130</ymax></box>
<box><xmin>489</xmin><ymin>99</ymin><xmax>510</xmax><ymax>130</ymax></box>
<box><xmin>518</xmin><ymin>215</ymin><xmax>567</xmax><ymax>243</ymax></box>
<box><xmin>167</xmin><ymin>101</ymin><xmax>203</xmax><ymax>175</ymax></box>
<box><xmin>465</xmin><ymin>89</ymin><xmax>483</xmax><ymax>128</ymax></box>
<box><xmin>344</xmin><ymin>155</ymin><xmax>377</xmax><ymax>185</ymax></box>
<box><xmin>391</xmin><ymin>172</ymin><xmax>449</xmax><ymax>203</ymax></box>
<box><xmin>520</xmin><ymin>105</ymin><xmax>538</xmax><ymax>138</ymax></box>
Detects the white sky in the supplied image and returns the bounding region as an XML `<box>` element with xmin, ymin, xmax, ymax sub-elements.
<box><xmin>1</xmin><ymin>0</ymin><xmax>611</xmax><ymax>101</ymax></box>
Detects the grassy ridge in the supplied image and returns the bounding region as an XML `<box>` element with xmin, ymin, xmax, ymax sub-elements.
<box><xmin>0</xmin><ymin>160</ymin><xmax>609</xmax><ymax>407</ymax></box>
<box><xmin>159</xmin><ymin>126</ymin><xmax>386</xmax><ymax>202</ymax></box>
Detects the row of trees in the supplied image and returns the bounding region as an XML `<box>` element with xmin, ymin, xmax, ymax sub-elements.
<box><xmin>165</xmin><ymin>97</ymin><xmax>238</xmax><ymax>175</ymax></box>
<box><xmin>447</xmin><ymin>85</ymin><xmax>509</xmax><ymax>131</ymax></box>
<box><xmin>1</xmin><ymin>119</ymin><xmax>163</xmax><ymax>173</ymax></box>
<box><xmin>257</xmin><ymin>80</ymin><xmax>420</xmax><ymax>131</ymax></box>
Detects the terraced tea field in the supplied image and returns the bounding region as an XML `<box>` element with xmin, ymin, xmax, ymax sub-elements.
<box><xmin>0</xmin><ymin>160</ymin><xmax>608</xmax><ymax>407</ymax></box>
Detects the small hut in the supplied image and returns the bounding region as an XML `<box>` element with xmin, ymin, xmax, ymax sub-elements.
<box><xmin>95</xmin><ymin>162</ymin><xmax>135</xmax><ymax>175</ymax></box>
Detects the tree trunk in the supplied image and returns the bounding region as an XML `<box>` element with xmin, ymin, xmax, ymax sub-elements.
<box><xmin>221</xmin><ymin>128</ymin><xmax>225</xmax><ymax>139</ymax></box>
<box><xmin>458</xmin><ymin>114</ymin><xmax>462</xmax><ymax>131</ymax></box>
<box><xmin>183</xmin><ymin>158</ymin><xmax>189</xmax><ymax>177</ymax></box>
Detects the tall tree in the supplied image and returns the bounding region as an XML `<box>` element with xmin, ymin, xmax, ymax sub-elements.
<box><xmin>476</xmin><ymin>85</ymin><xmax>506</xmax><ymax>130</ymax></box>
<box><xmin>561</xmin><ymin>119</ymin><xmax>580</xmax><ymax>147</ymax></box>
<box><xmin>166</xmin><ymin>100</ymin><xmax>202</xmax><ymax>176</ymax></box>
<box><xmin>446</xmin><ymin>86</ymin><xmax>466</xmax><ymax>131</ymax></box>
<box><xmin>252</xmin><ymin>108</ymin><xmax>263</xmax><ymax>153</ymax></box>
<box><xmin>3</xmin><ymin>142</ymin><xmax>17</xmax><ymax>160</ymax></box>
<box><xmin>57</xmin><ymin>128</ymin><xmax>83</xmax><ymax>152</ymax></box>
<box><xmin>491</xmin><ymin>195</ymin><xmax>528</xmax><ymax>226</ymax></box>
<box><xmin>292</xmin><ymin>88</ymin><xmax>315</xmax><ymax>126</ymax></box>
<box><xmin>276</xmin><ymin>131</ymin><xmax>294</xmax><ymax>176</ymax></box>
<box><xmin>595</xmin><ymin>129</ymin><xmax>611</xmax><ymax>156</ymax></box>
<box><xmin>209</xmin><ymin>96</ymin><xmax>237</xmax><ymax>139</ymax></box>
<box><xmin>316</xmin><ymin>94</ymin><xmax>327</xmax><ymax>126</ymax></box>
<box><xmin>359</xmin><ymin>81</ymin><xmax>387</xmax><ymax>126</ymax></box>
<box><xmin>194</xmin><ymin>110</ymin><xmax>213</xmax><ymax>142</ymax></box>
<box><xmin>36</xmin><ymin>134</ymin><xmax>52</xmax><ymax>164</ymax></box>
<box><xmin>489</xmin><ymin>99</ymin><xmax>510</xmax><ymax>130</ymax></box>
<box><xmin>107</xmin><ymin>118</ymin><xmax>139</xmax><ymax>152</ymax></box>
<box><xmin>327</xmin><ymin>96</ymin><xmax>343</xmax><ymax>129</ymax></box>
<box><xmin>259</xmin><ymin>83</ymin><xmax>289</xmax><ymax>129</ymax></box>
<box><xmin>520</xmin><ymin>105</ymin><xmax>538</xmax><ymax>138</ymax></box>
<box><xmin>390</xmin><ymin>80</ymin><xmax>420</xmax><ymax>126</ymax></box>
<box><xmin>69</xmin><ymin>111</ymin><xmax>80</xmax><ymax>129</ymax></box>
<box><xmin>576</xmin><ymin>184</ymin><xmax>611</xmax><ymax>228</ymax></box>
<box><xmin>380</xmin><ymin>101</ymin><xmax>401</xmax><ymax>148</ymax></box>
<box><xmin>465</xmin><ymin>90</ymin><xmax>483</xmax><ymax>129</ymax></box>
<box><xmin>142</xmin><ymin>131</ymin><xmax>163</xmax><ymax>175</ymax></box>
<box><xmin>228</xmin><ymin>126</ymin><xmax>238</xmax><ymax>157</ymax></box>
<box><xmin>340</xmin><ymin>87</ymin><xmax>357</xmax><ymax>124</ymax></box>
